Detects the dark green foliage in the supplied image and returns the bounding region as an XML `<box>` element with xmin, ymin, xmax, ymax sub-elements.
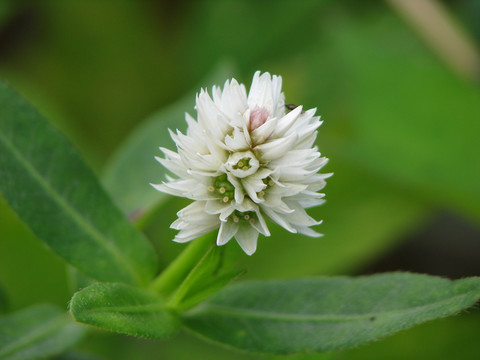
<box><xmin>0</xmin><ymin>82</ymin><xmax>157</xmax><ymax>286</ymax></box>
<box><xmin>183</xmin><ymin>273</ymin><xmax>480</xmax><ymax>354</ymax></box>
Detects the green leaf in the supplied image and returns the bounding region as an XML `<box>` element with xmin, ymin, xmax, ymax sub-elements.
<box><xmin>183</xmin><ymin>273</ymin><xmax>480</xmax><ymax>354</ymax></box>
<box><xmin>0</xmin><ymin>304</ymin><xmax>86</xmax><ymax>360</ymax></box>
<box><xmin>323</xmin><ymin>11</ymin><xmax>480</xmax><ymax>220</ymax></box>
<box><xmin>69</xmin><ymin>282</ymin><xmax>180</xmax><ymax>339</ymax></box>
<box><xmin>184</xmin><ymin>1</ymin><xmax>328</xmax><ymax>77</ymax></box>
<box><xmin>102</xmin><ymin>63</ymin><xmax>235</xmax><ymax>218</ymax></box>
<box><xmin>66</xmin><ymin>267</ymin><xmax>94</xmax><ymax>294</ymax></box>
<box><xmin>0</xmin><ymin>195</ymin><xmax>70</xmax><ymax>309</ymax></box>
<box><xmin>53</xmin><ymin>353</ymin><xmax>106</xmax><ymax>360</ymax></box>
<box><xmin>0</xmin><ymin>81</ymin><xmax>157</xmax><ymax>286</ymax></box>
<box><xmin>0</xmin><ymin>283</ymin><xmax>8</xmax><ymax>314</ymax></box>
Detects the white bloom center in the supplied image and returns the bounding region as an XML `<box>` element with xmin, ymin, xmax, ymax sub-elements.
<box><xmin>153</xmin><ymin>71</ymin><xmax>331</xmax><ymax>256</ymax></box>
<box><xmin>225</xmin><ymin>151</ymin><xmax>259</xmax><ymax>178</ymax></box>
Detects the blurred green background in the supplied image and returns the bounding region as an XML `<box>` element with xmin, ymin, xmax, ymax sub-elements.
<box><xmin>1</xmin><ymin>0</ymin><xmax>479</xmax><ymax>359</ymax></box>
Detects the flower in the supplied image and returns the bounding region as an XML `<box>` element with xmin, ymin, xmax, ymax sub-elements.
<box><xmin>153</xmin><ymin>71</ymin><xmax>330</xmax><ymax>255</ymax></box>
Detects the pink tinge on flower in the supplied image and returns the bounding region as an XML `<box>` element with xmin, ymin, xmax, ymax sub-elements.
<box><xmin>249</xmin><ymin>107</ymin><xmax>270</xmax><ymax>131</ymax></box>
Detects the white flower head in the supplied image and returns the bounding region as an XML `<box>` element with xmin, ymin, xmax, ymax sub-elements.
<box><xmin>153</xmin><ymin>71</ymin><xmax>330</xmax><ymax>255</ymax></box>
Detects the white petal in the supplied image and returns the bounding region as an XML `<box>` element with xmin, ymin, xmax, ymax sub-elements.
<box><xmin>250</xmin><ymin>209</ymin><xmax>270</xmax><ymax>236</ymax></box>
<box><xmin>219</xmin><ymin>206</ymin><xmax>236</xmax><ymax>221</ymax></box>
<box><xmin>154</xmin><ymin>156</ymin><xmax>186</xmax><ymax>178</ymax></box>
<box><xmin>298</xmin><ymin>198</ymin><xmax>326</xmax><ymax>209</ymax></box>
<box><xmin>204</xmin><ymin>199</ymin><xmax>229</xmax><ymax>214</ymax></box>
<box><xmin>270</xmin><ymin>74</ymin><xmax>284</xmax><ymax>117</ymax></box>
<box><xmin>176</xmin><ymin>201</ymin><xmax>206</xmax><ymax>217</ymax></box>
<box><xmin>151</xmin><ymin>180</ymin><xmax>196</xmax><ymax>198</ymax></box>
<box><xmin>172</xmin><ymin>202</ymin><xmax>220</xmax><ymax>243</ymax></box>
<box><xmin>242</xmin><ymin>176</ymin><xmax>266</xmax><ymax>194</ymax></box>
<box><xmin>272</xmin><ymin>106</ymin><xmax>303</xmax><ymax>138</ymax></box>
<box><xmin>276</xmin><ymin>166</ymin><xmax>320</xmax><ymax>182</ymax></box>
<box><xmin>261</xmin><ymin>206</ymin><xmax>297</xmax><ymax>233</ymax></box>
<box><xmin>251</xmin><ymin>117</ymin><xmax>278</xmax><ymax>145</ymax></box>
<box><xmin>235</xmin><ymin>197</ymin><xmax>256</xmax><ymax>212</ymax></box>
<box><xmin>254</xmin><ymin>133</ymin><xmax>297</xmax><ymax>161</ymax></box>
<box><xmin>292</xmin><ymin>224</ymin><xmax>323</xmax><ymax>238</ymax></box>
<box><xmin>234</xmin><ymin>186</ymin><xmax>245</xmax><ymax>205</ymax></box>
<box><xmin>248</xmin><ymin>167</ymin><xmax>273</xmax><ymax>180</ymax></box>
<box><xmin>204</xmin><ymin>200</ymin><xmax>236</xmax><ymax>221</ymax></box>
<box><xmin>226</xmin><ymin>172</ymin><xmax>245</xmax><ymax>204</ymax></box>
<box><xmin>262</xmin><ymin>195</ymin><xmax>294</xmax><ymax>214</ymax></box>
<box><xmin>224</xmin><ymin>126</ymin><xmax>249</xmax><ymax>152</ymax></box>
<box><xmin>217</xmin><ymin>221</ymin><xmax>239</xmax><ymax>246</ymax></box>
<box><xmin>235</xmin><ymin>225</ymin><xmax>259</xmax><ymax>255</ymax></box>
<box><xmin>160</xmin><ymin>145</ymin><xmax>180</xmax><ymax>156</ymax></box>
<box><xmin>284</xmin><ymin>201</ymin><xmax>322</xmax><ymax>227</ymax></box>
<box><xmin>196</xmin><ymin>90</ymin><xmax>230</xmax><ymax>141</ymax></box>
<box><xmin>212</xmin><ymin>79</ymin><xmax>248</xmax><ymax>119</ymax></box>
<box><xmin>173</xmin><ymin>222</ymin><xmax>218</xmax><ymax>243</ymax></box>
<box><xmin>269</xmin><ymin>148</ymin><xmax>320</xmax><ymax>168</ymax></box>
<box><xmin>247</xmin><ymin>72</ymin><xmax>283</xmax><ymax>117</ymax></box>
<box><xmin>247</xmin><ymin>71</ymin><xmax>269</xmax><ymax>110</ymax></box>
<box><xmin>241</xmin><ymin>178</ymin><xmax>263</xmax><ymax>203</ymax></box>
<box><xmin>267</xmin><ymin>182</ymin><xmax>308</xmax><ymax>197</ymax></box>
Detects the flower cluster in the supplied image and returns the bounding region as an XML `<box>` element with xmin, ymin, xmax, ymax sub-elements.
<box><xmin>153</xmin><ymin>71</ymin><xmax>330</xmax><ymax>255</ymax></box>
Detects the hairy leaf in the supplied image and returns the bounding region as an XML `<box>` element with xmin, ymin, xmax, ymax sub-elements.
<box><xmin>70</xmin><ymin>283</ymin><xmax>180</xmax><ymax>339</ymax></box>
<box><xmin>183</xmin><ymin>273</ymin><xmax>480</xmax><ymax>354</ymax></box>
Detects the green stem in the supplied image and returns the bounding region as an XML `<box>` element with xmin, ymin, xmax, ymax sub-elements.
<box><xmin>150</xmin><ymin>234</ymin><xmax>214</xmax><ymax>295</ymax></box>
<box><xmin>166</xmin><ymin>244</ymin><xmax>217</xmax><ymax>308</ymax></box>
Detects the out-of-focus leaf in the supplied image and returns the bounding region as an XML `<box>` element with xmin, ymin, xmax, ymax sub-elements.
<box><xmin>102</xmin><ymin>64</ymin><xmax>235</xmax><ymax>217</ymax></box>
<box><xmin>0</xmin><ymin>304</ymin><xmax>86</xmax><ymax>360</ymax></box>
<box><xmin>53</xmin><ymin>353</ymin><xmax>106</xmax><ymax>360</ymax></box>
<box><xmin>271</xmin><ymin>354</ymin><xmax>332</xmax><ymax>360</ymax></box>
<box><xmin>70</xmin><ymin>283</ymin><xmax>180</xmax><ymax>339</ymax></box>
<box><xmin>66</xmin><ymin>267</ymin><xmax>94</xmax><ymax>294</ymax></box>
<box><xmin>0</xmin><ymin>81</ymin><xmax>157</xmax><ymax>286</ymax></box>
<box><xmin>322</xmin><ymin>11</ymin><xmax>480</xmax><ymax>221</ymax></box>
<box><xmin>183</xmin><ymin>273</ymin><xmax>480</xmax><ymax>354</ymax></box>
<box><xmin>0</xmin><ymin>283</ymin><xmax>7</xmax><ymax>314</ymax></box>
<box><xmin>0</xmin><ymin>1</ymin><xmax>198</xmax><ymax>170</ymax></box>
<box><xmin>184</xmin><ymin>1</ymin><xmax>329</xmax><ymax>79</ymax></box>
<box><xmin>0</xmin><ymin>196</ymin><xmax>70</xmax><ymax>309</ymax></box>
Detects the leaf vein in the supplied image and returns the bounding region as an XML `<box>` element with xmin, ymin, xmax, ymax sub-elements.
<box><xmin>0</xmin><ymin>130</ymin><xmax>140</xmax><ymax>284</ymax></box>
<box><xmin>192</xmin><ymin>292</ymin><xmax>475</xmax><ymax>322</ymax></box>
